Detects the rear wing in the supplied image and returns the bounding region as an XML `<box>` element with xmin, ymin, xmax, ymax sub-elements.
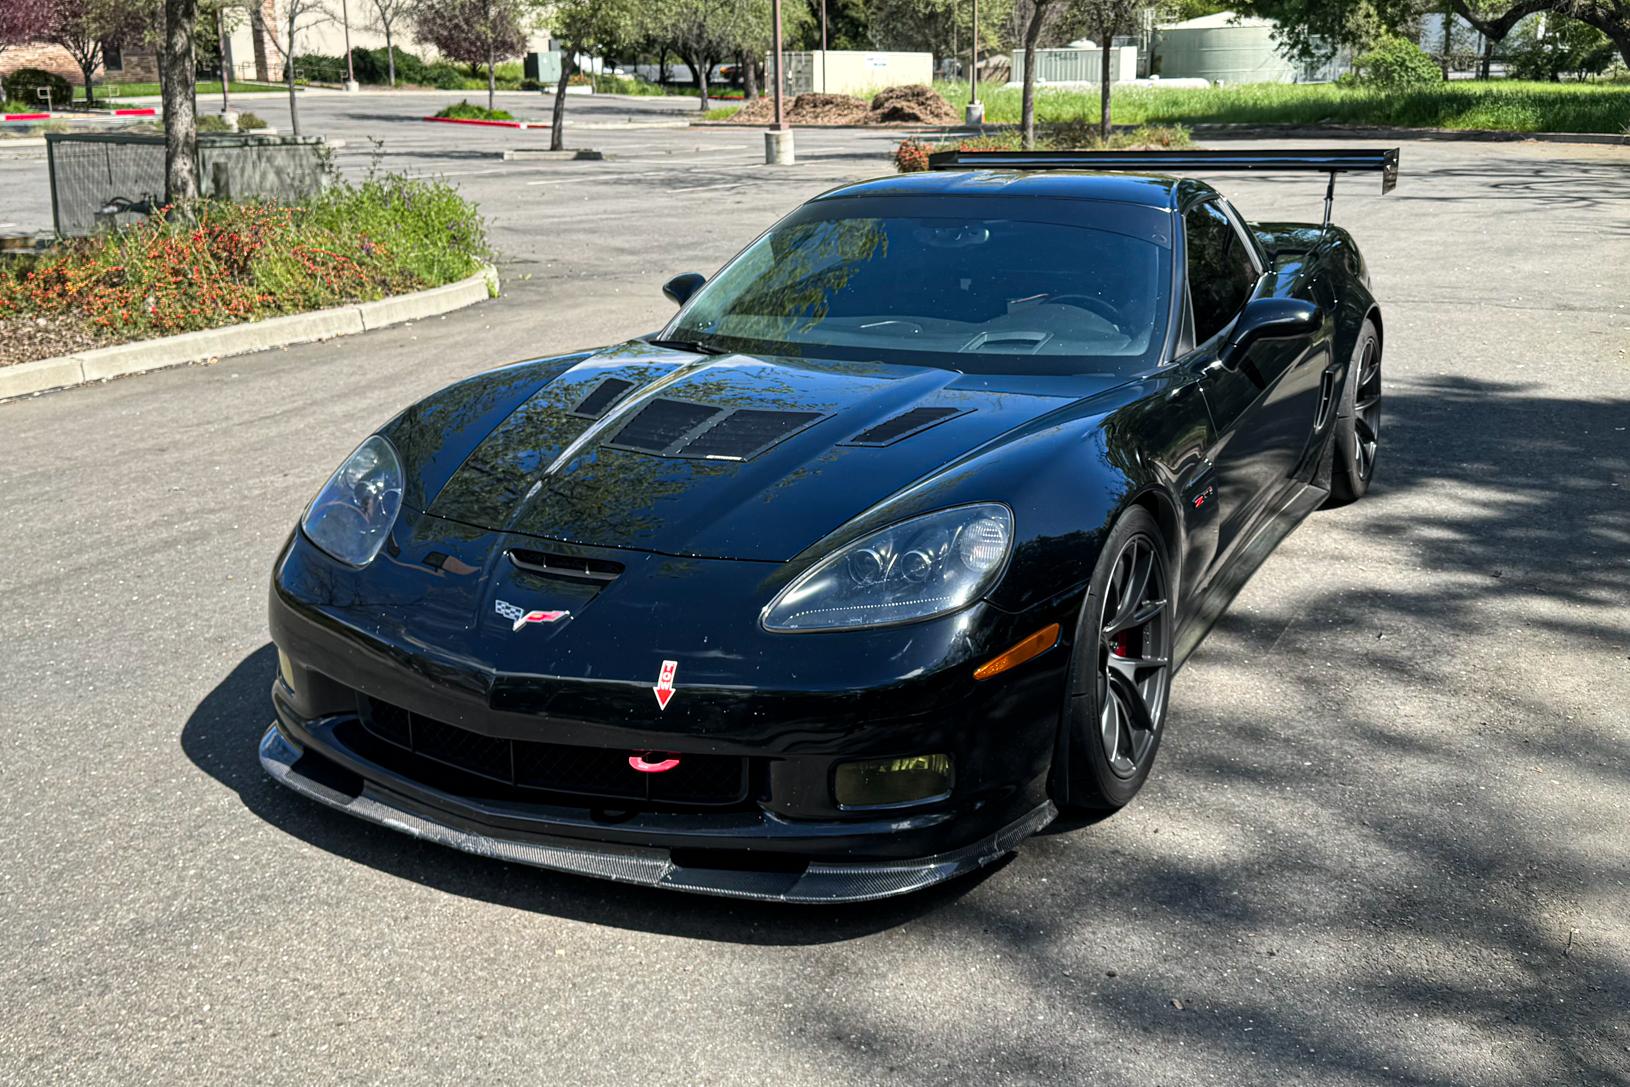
<box><xmin>927</xmin><ymin>147</ymin><xmax>1400</xmax><ymax>225</ymax></box>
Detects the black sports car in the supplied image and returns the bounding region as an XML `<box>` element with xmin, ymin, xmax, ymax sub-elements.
<box><xmin>263</xmin><ymin>149</ymin><xmax>1397</xmax><ymax>902</ymax></box>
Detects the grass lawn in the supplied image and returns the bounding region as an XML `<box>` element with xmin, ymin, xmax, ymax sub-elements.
<box><xmin>936</xmin><ymin>80</ymin><xmax>1630</xmax><ymax>134</ymax></box>
<box><xmin>95</xmin><ymin>81</ymin><xmax>283</xmax><ymax>98</ymax></box>
<box><xmin>699</xmin><ymin>105</ymin><xmax>742</xmax><ymax>121</ymax></box>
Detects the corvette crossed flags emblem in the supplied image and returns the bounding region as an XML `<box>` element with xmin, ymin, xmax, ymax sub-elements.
<box><xmin>494</xmin><ymin>599</ymin><xmax>570</xmax><ymax>632</ymax></box>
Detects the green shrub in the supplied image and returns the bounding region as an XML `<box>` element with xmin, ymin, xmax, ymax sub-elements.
<box><xmin>1355</xmin><ymin>36</ymin><xmax>1443</xmax><ymax>88</ymax></box>
<box><xmin>433</xmin><ymin>99</ymin><xmax>516</xmax><ymax>121</ymax></box>
<box><xmin>1504</xmin><ymin>16</ymin><xmax>1615</xmax><ymax>81</ymax></box>
<box><xmin>420</xmin><ymin>62</ymin><xmax>471</xmax><ymax>89</ymax></box>
<box><xmin>237</xmin><ymin>111</ymin><xmax>267</xmax><ymax>131</ymax></box>
<box><xmin>896</xmin><ymin>124</ymin><xmax>1191</xmax><ymax>171</ymax></box>
<box><xmin>3</xmin><ymin>68</ymin><xmax>73</xmax><ymax>110</ymax></box>
<box><xmin>0</xmin><ymin>175</ymin><xmax>488</xmax><ymax>339</ymax></box>
<box><xmin>196</xmin><ymin>114</ymin><xmax>233</xmax><ymax>132</ymax></box>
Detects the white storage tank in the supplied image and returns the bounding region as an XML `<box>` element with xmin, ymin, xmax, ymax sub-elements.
<box><xmin>1154</xmin><ymin>11</ymin><xmax>1301</xmax><ymax>84</ymax></box>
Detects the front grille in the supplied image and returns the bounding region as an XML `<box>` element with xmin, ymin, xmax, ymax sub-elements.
<box><xmin>354</xmin><ymin>697</ymin><xmax>750</xmax><ymax>809</ymax></box>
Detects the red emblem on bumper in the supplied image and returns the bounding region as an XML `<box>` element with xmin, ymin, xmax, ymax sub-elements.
<box><xmin>629</xmin><ymin>753</ymin><xmax>681</xmax><ymax>773</ymax></box>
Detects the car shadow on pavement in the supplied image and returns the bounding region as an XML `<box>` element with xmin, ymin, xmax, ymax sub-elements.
<box><xmin>179</xmin><ymin>644</ymin><xmax>995</xmax><ymax>944</ymax></box>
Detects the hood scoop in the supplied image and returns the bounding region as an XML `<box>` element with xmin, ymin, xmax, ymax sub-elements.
<box><xmin>606</xmin><ymin>398</ymin><xmax>824</xmax><ymax>462</ymax></box>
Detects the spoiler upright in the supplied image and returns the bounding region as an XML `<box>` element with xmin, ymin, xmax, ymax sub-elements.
<box><xmin>927</xmin><ymin>147</ymin><xmax>1400</xmax><ymax>226</ymax></box>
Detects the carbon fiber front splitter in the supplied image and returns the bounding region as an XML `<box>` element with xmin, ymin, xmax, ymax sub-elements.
<box><xmin>259</xmin><ymin>726</ymin><xmax>1056</xmax><ymax>904</ymax></box>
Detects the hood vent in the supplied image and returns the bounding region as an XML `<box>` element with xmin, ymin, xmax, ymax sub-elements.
<box><xmin>607</xmin><ymin>399</ymin><xmax>723</xmax><ymax>454</ymax></box>
<box><xmin>605</xmin><ymin>399</ymin><xmax>824</xmax><ymax>461</ymax></box>
<box><xmin>678</xmin><ymin>409</ymin><xmax>823</xmax><ymax>461</ymax></box>
<box><xmin>843</xmin><ymin>406</ymin><xmax>968</xmax><ymax>447</ymax></box>
<box><xmin>571</xmin><ymin>377</ymin><xmax>636</xmax><ymax>419</ymax></box>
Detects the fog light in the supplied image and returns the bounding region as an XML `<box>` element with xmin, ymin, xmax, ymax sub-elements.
<box><xmin>277</xmin><ymin>648</ymin><xmax>296</xmax><ymax>692</ymax></box>
<box><xmin>834</xmin><ymin>754</ymin><xmax>952</xmax><ymax>808</ymax></box>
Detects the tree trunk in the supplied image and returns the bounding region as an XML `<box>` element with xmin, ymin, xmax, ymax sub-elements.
<box><xmin>549</xmin><ymin>48</ymin><xmax>572</xmax><ymax>151</ymax></box>
<box><xmin>690</xmin><ymin>55</ymin><xmax>711</xmax><ymax>111</ymax></box>
<box><xmin>1478</xmin><ymin>35</ymin><xmax>1493</xmax><ymax>79</ymax></box>
<box><xmin>286</xmin><ymin>11</ymin><xmax>300</xmax><ymax>135</ymax></box>
<box><xmin>386</xmin><ymin>31</ymin><xmax>396</xmax><ymax>86</ymax></box>
<box><xmin>163</xmin><ymin>0</ymin><xmax>200</xmax><ymax>215</ymax></box>
<box><xmin>81</xmin><ymin>57</ymin><xmax>95</xmax><ymax>104</ymax></box>
<box><xmin>1099</xmin><ymin>35</ymin><xmax>1112</xmax><ymax>142</ymax></box>
<box><xmin>743</xmin><ymin>53</ymin><xmax>758</xmax><ymax>99</ymax></box>
<box><xmin>1020</xmin><ymin>1</ymin><xmax>1048</xmax><ymax>150</ymax></box>
<box><xmin>1440</xmin><ymin>5</ymin><xmax>1453</xmax><ymax>78</ymax></box>
<box><xmin>487</xmin><ymin>36</ymin><xmax>496</xmax><ymax>111</ymax></box>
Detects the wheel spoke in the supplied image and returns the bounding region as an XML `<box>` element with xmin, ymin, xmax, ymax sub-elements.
<box><xmin>1099</xmin><ymin>690</ymin><xmax>1121</xmax><ymax>764</ymax></box>
<box><xmin>1107</xmin><ymin>669</ymin><xmax>1157</xmax><ymax>737</ymax></box>
<box><xmin>1106</xmin><ymin>652</ymin><xmax>1170</xmax><ymax>679</ymax></box>
<box><xmin>1355</xmin><ymin>416</ymin><xmax>1378</xmax><ymax>444</ymax></box>
<box><xmin>1355</xmin><ymin>394</ymin><xmax>1381</xmax><ymax>412</ymax></box>
<box><xmin>1105</xmin><ymin>598</ymin><xmax>1168</xmax><ymax>637</ymax></box>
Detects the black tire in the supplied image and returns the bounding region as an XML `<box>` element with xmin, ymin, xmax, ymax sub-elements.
<box><xmin>1056</xmin><ymin>506</ymin><xmax>1175</xmax><ymax>811</ymax></box>
<box><xmin>1326</xmin><ymin>320</ymin><xmax>1381</xmax><ymax>507</ymax></box>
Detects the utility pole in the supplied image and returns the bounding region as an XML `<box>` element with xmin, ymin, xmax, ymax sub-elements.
<box><xmin>820</xmin><ymin>0</ymin><xmax>827</xmax><ymax>93</ymax></box>
<box><xmin>966</xmin><ymin>0</ymin><xmax>983</xmax><ymax>125</ymax></box>
<box><xmin>217</xmin><ymin>8</ymin><xmax>231</xmax><ymax>115</ymax></box>
<box><xmin>765</xmin><ymin>0</ymin><xmax>794</xmax><ymax>163</ymax></box>
<box><xmin>341</xmin><ymin>0</ymin><xmax>359</xmax><ymax>91</ymax></box>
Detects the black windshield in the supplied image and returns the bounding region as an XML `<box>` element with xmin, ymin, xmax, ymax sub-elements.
<box><xmin>665</xmin><ymin>196</ymin><xmax>1173</xmax><ymax>375</ymax></box>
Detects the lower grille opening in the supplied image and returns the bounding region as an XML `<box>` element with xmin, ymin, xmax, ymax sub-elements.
<box><xmin>349</xmin><ymin>696</ymin><xmax>752</xmax><ymax>811</ymax></box>
<box><xmin>669</xmin><ymin>848</ymin><xmax>809</xmax><ymax>875</ymax></box>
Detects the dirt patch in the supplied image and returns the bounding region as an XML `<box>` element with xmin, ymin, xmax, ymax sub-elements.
<box><xmin>0</xmin><ymin>313</ymin><xmax>114</xmax><ymax>367</ymax></box>
<box><xmin>727</xmin><ymin>84</ymin><xmax>958</xmax><ymax>126</ymax></box>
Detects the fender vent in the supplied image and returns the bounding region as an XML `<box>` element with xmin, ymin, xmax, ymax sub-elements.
<box><xmin>606</xmin><ymin>398</ymin><xmax>723</xmax><ymax>453</ymax></box>
<box><xmin>843</xmin><ymin>406</ymin><xmax>968</xmax><ymax>447</ymax></box>
<box><xmin>571</xmin><ymin>377</ymin><xmax>636</xmax><ymax>419</ymax></box>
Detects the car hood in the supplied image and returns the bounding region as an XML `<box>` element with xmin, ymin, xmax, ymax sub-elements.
<box><xmin>423</xmin><ymin>341</ymin><xmax>1122</xmax><ymax>562</ymax></box>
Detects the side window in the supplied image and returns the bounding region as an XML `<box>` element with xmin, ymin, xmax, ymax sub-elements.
<box><xmin>1184</xmin><ymin>201</ymin><xmax>1258</xmax><ymax>344</ymax></box>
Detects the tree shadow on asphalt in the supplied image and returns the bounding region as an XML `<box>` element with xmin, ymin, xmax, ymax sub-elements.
<box><xmin>179</xmin><ymin>374</ymin><xmax>1630</xmax><ymax>1078</ymax></box>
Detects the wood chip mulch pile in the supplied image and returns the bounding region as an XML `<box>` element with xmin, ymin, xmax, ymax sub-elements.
<box><xmin>0</xmin><ymin>314</ymin><xmax>115</xmax><ymax>368</ymax></box>
<box><xmin>727</xmin><ymin>84</ymin><xmax>960</xmax><ymax>126</ymax></box>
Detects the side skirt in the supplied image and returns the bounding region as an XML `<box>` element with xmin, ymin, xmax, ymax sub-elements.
<box><xmin>1172</xmin><ymin>480</ymin><xmax>1328</xmax><ymax>672</ymax></box>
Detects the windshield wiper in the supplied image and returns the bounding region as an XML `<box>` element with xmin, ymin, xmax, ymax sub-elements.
<box><xmin>645</xmin><ymin>336</ymin><xmax>728</xmax><ymax>356</ymax></box>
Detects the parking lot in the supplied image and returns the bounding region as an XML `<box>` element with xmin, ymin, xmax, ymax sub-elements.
<box><xmin>2</xmin><ymin>91</ymin><xmax>1628</xmax><ymax>1085</ymax></box>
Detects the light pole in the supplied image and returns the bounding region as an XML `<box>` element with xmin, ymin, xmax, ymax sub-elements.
<box><xmin>819</xmin><ymin>0</ymin><xmax>827</xmax><ymax>93</ymax></box>
<box><xmin>340</xmin><ymin>0</ymin><xmax>359</xmax><ymax>91</ymax></box>
<box><xmin>965</xmin><ymin>0</ymin><xmax>983</xmax><ymax>126</ymax></box>
<box><xmin>765</xmin><ymin>0</ymin><xmax>794</xmax><ymax>163</ymax></box>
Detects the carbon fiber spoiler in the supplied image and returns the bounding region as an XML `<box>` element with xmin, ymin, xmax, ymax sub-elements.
<box><xmin>927</xmin><ymin>147</ymin><xmax>1400</xmax><ymax>224</ymax></box>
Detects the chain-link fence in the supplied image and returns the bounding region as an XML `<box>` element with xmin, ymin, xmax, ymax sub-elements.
<box><xmin>44</xmin><ymin>132</ymin><xmax>331</xmax><ymax>236</ymax></box>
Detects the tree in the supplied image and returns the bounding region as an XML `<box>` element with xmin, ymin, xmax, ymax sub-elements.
<box><xmin>414</xmin><ymin>0</ymin><xmax>527</xmax><ymax>111</ymax></box>
<box><xmin>0</xmin><ymin>0</ymin><xmax>52</xmax><ymax>59</ymax></box>
<box><xmin>650</xmin><ymin>0</ymin><xmax>748</xmax><ymax>111</ymax></box>
<box><xmin>544</xmin><ymin>0</ymin><xmax>636</xmax><ymax>149</ymax></box>
<box><xmin>261</xmin><ymin>0</ymin><xmax>333</xmax><ymax>135</ymax></box>
<box><xmin>1070</xmin><ymin>0</ymin><xmax>1140</xmax><ymax>141</ymax></box>
<box><xmin>1015</xmin><ymin>0</ymin><xmax>1061</xmax><ymax>149</ymax></box>
<box><xmin>1505</xmin><ymin>9</ymin><xmax>1615</xmax><ymax>76</ymax></box>
<box><xmin>1560</xmin><ymin>0</ymin><xmax>1630</xmax><ymax>67</ymax></box>
<box><xmin>46</xmin><ymin>0</ymin><xmax>154</xmax><ymax>103</ymax></box>
<box><xmin>367</xmin><ymin>0</ymin><xmax>420</xmax><ymax>84</ymax></box>
<box><xmin>864</xmin><ymin>0</ymin><xmax>1013</xmax><ymax>62</ymax></box>
<box><xmin>161</xmin><ymin>0</ymin><xmax>199</xmax><ymax>214</ymax></box>
<box><xmin>1446</xmin><ymin>1</ymin><xmax>1554</xmax><ymax>75</ymax></box>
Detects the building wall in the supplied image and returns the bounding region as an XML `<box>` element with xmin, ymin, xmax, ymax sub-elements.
<box><xmin>0</xmin><ymin>42</ymin><xmax>159</xmax><ymax>97</ymax></box>
<box><xmin>773</xmin><ymin>51</ymin><xmax>934</xmax><ymax>96</ymax></box>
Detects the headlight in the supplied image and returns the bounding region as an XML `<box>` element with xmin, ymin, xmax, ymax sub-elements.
<box><xmin>762</xmin><ymin>504</ymin><xmax>1012</xmax><ymax>632</ymax></box>
<box><xmin>300</xmin><ymin>434</ymin><xmax>403</xmax><ymax>567</ymax></box>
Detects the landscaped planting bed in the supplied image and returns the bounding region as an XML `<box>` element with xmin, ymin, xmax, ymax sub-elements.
<box><xmin>0</xmin><ymin>175</ymin><xmax>487</xmax><ymax>367</ymax></box>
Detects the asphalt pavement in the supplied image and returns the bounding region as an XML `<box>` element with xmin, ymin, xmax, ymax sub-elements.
<box><xmin>2</xmin><ymin>91</ymin><xmax>1628</xmax><ymax>1086</ymax></box>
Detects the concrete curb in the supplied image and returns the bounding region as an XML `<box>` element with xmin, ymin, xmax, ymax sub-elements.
<box><xmin>0</xmin><ymin>263</ymin><xmax>498</xmax><ymax>402</ymax></box>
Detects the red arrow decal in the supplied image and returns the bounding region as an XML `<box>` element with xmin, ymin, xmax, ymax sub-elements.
<box><xmin>653</xmin><ymin>659</ymin><xmax>678</xmax><ymax>711</ymax></box>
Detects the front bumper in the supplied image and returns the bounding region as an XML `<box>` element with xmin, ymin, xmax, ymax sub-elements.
<box><xmin>261</xmin><ymin>725</ymin><xmax>1055</xmax><ymax>903</ymax></box>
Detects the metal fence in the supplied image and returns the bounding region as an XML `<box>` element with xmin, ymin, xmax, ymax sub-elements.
<box><xmin>44</xmin><ymin>132</ymin><xmax>331</xmax><ymax>236</ymax></box>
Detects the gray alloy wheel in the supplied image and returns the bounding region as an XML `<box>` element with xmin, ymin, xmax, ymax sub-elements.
<box><xmin>1059</xmin><ymin>506</ymin><xmax>1174</xmax><ymax>811</ymax></box>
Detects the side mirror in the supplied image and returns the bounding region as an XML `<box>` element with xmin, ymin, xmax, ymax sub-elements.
<box><xmin>662</xmin><ymin>272</ymin><xmax>706</xmax><ymax>307</ymax></box>
<box><xmin>1219</xmin><ymin>297</ymin><xmax>1321</xmax><ymax>370</ymax></box>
